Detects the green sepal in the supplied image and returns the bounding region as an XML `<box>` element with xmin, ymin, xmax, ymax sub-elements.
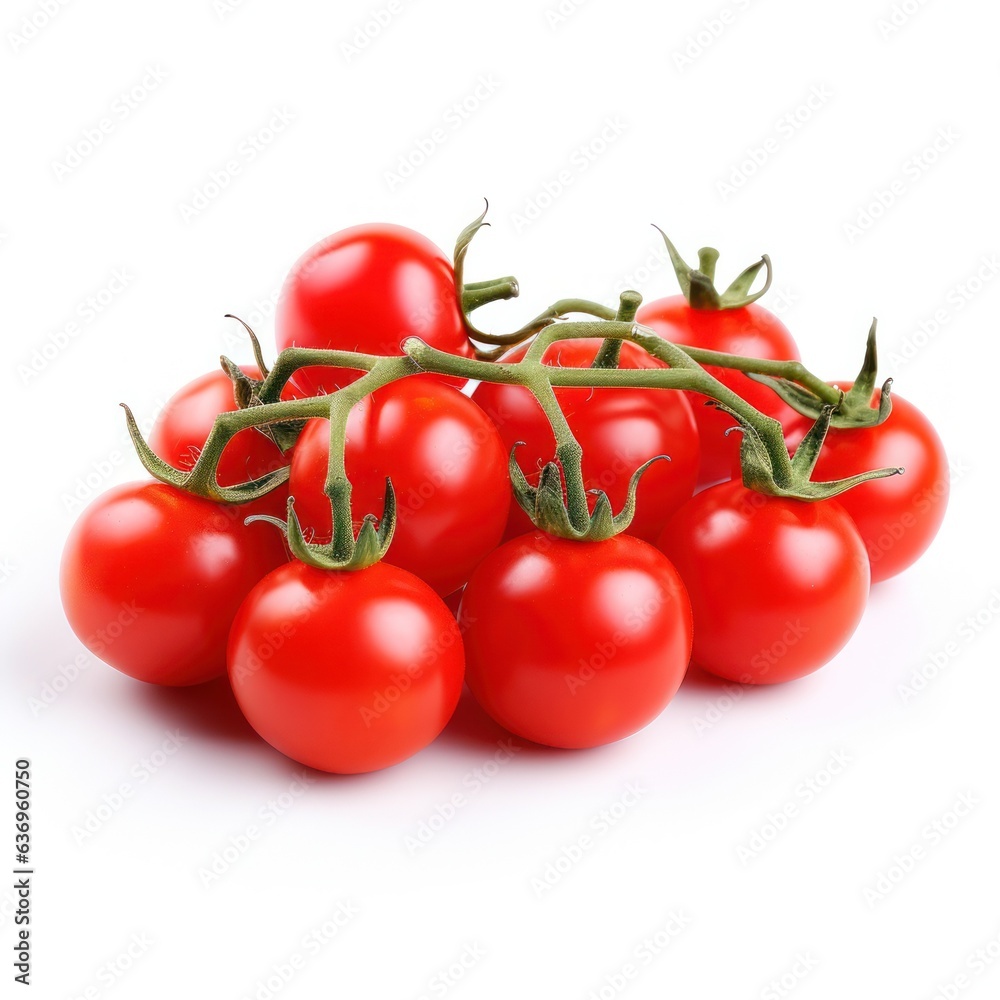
<box><xmin>223</xmin><ymin>314</ymin><xmax>270</xmax><ymax>377</ymax></box>
<box><xmin>248</xmin><ymin>486</ymin><xmax>397</xmax><ymax>572</ymax></box>
<box><xmin>746</xmin><ymin>319</ymin><xmax>893</xmax><ymax>429</ymax></box>
<box><xmin>220</xmin><ymin>355</ymin><xmax>261</xmax><ymax>411</ymax></box>
<box><xmin>653</xmin><ymin>226</ymin><xmax>773</xmax><ymax>310</ymax></box>
<box><xmin>788</xmin><ymin>405</ymin><xmax>836</xmax><ymax>480</ymax></box>
<box><xmin>718</xmin><ymin>401</ymin><xmax>904</xmax><ymax>501</ymax></box>
<box><xmin>219</xmin><ymin>354</ymin><xmax>307</xmax><ymax>455</ymax></box>
<box><xmin>509</xmin><ymin>444</ymin><xmax>668</xmax><ymax>541</ymax></box>
<box><xmin>120</xmin><ymin>403</ymin><xmax>291</xmax><ymax>504</ymax></box>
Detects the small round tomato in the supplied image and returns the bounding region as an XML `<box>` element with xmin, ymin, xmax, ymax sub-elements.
<box><xmin>471</xmin><ymin>339</ymin><xmax>699</xmax><ymax>544</ymax></box>
<box><xmin>637</xmin><ymin>297</ymin><xmax>800</xmax><ymax>485</ymax></box>
<box><xmin>60</xmin><ymin>482</ymin><xmax>288</xmax><ymax>686</ymax></box>
<box><xmin>149</xmin><ymin>366</ymin><xmax>295</xmax><ymax>519</ymax></box>
<box><xmin>288</xmin><ymin>376</ymin><xmax>510</xmax><ymax>596</ymax></box>
<box><xmin>658</xmin><ymin>481</ymin><xmax>869</xmax><ymax>685</ymax></box>
<box><xmin>275</xmin><ymin>224</ymin><xmax>475</xmax><ymax>394</ymax></box>
<box><xmin>789</xmin><ymin>387</ymin><xmax>948</xmax><ymax>583</ymax></box>
<box><xmin>460</xmin><ymin>531</ymin><xmax>692</xmax><ymax>748</ymax></box>
<box><xmin>228</xmin><ymin>560</ymin><xmax>465</xmax><ymax>774</ymax></box>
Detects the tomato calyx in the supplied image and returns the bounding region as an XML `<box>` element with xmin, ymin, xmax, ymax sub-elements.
<box><xmin>218</xmin><ymin>353</ymin><xmax>307</xmax><ymax>455</ymax></box>
<box><xmin>655</xmin><ymin>226</ymin><xmax>773</xmax><ymax>310</ymax></box>
<box><xmin>722</xmin><ymin>400</ymin><xmax>903</xmax><ymax>501</ymax></box>
<box><xmin>250</xmin><ymin>485</ymin><xmax>397</xmax><ymax>572</ymax></box>
<box><xmin>509</xmin><ymin>443</ymin><xmax>668</xmax><ymax>542</ymax></box>
<box><xmin>746</xmin><ymin>319</ymin><xmax>893</xmax><ymax>429</ymax></box>
<box><xmin>121</xmin><ymin>402</ymin><xmax>294</xmax><ymax>505</ymax></box>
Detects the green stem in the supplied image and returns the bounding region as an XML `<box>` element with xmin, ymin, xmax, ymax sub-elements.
<box><xmin>257</xmin><ymin>348</ymin><xmax>382</xmax><ymax>403</ymax></box>
<box><xmin>462</xmin><ymin>276</ymin><xmax>520</xmax><ymax>313</ymax></box>
<box><xmin>525</xmin><ymin>377</ymin><xmax>590</xmax><ymax>532</ymax></box>
<box><xmin>466</xmin><ymin>297</ymin><xmax>617</xmax><ymax>347</ymax></box>
<box><xmin>322</xmin><ymin>356</ymin><xmax>420</xmax><ymax>559</ymax></box>
<box><xmin>516</xmin><ymin>320</ymin><xmax>797</xmax><ymax>484</ymax></box>
<box><xmin>592</xmin><ymin>290</ymin><xmax>642</xmax><ymax>369</ymax></box>
<box><xmin>675</xmin><ymin>346</ymin><xmax>843</xmax><ymax>405</ymax></box>
<box><xmin>124</xmin><ymin>317</ymin><xmax>902</xmax><ymax>551</ymax></box>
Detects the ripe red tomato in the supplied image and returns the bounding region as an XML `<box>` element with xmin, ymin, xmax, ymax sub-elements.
<box><xmin>275</xmin><ymin>224</ymin><xmax>475</xmax><ymax>394</ymax></box>
<box><xmin>471</xmin><ymin>339</ymin><xmax>699</xmax><ymax>544</ymax></box>
<box><xmin>288</xmin><ymin>376</ymin><xmax>510</xmax><ymax>597</ymax></box>
<box><xmin>658</xmin><ymin>481</ymin><xmax>869</xmax><ymax>684</ymax></box>
<box><xmin>60</xmin><ymin>482</ymin><xmax>288</xmax><ymax>686</ymax></box>
<box><xmin>460</xmin><ymin>531</ymin><xmax>692</xmax><ymax>748</ymax></box>
<box><xmin>149</xmin><ymin>366</ymin><xmax>294</xmax><ymax>519</ymax></box>
<box><xmin>789</xmin><ymin>386</ymin><xmax>948</xmax><ymax>583</ymax></box>
<box><xmin>637</xmin><ymin>297</ymin><xmax>800</xmax><ymax>485</ymax></box>
<box><xmin>228</xmin><ymin>560</ymin><xmax>465</xmax><ymax>773</ymax></box>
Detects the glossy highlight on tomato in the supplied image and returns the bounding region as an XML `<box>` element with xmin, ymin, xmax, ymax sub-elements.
<box><xmin>60</xmin><ymin>482</ymin><xmax>289</xmax><ymax>686</ymax></box>
<box><xmin>460</xmin><ymin>531</ymin><xmax>692</xmax><ymax>748</ymax></box>
<box><xmin>637</xmin><ymin>296</ymin><xmax>800</xmax><ymax>485</ymax></box>
<box><xmin>658</xmin><ymin>481</ymin><xmax>869</xmax><ymax>684</ymax></box>
<box><xmin>288</xmin><ymin>376</ymin><xmax>510</xmax><ymax>596</ymax></box>
<box><xmin>228</xmin><ymin>560</ymin><xmax>465</xmax><ymax>773</ymax></box>
<box><xmin>275</xmin><ymin>224</ymin><xmax>475</xmax><ymax>394</ymax></box>
<box><xmin>472</xmin><ymin>339</ymin><xmax>699</xmax><ymax>544</ymax></box>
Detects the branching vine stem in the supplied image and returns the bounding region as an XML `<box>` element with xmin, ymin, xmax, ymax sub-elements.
<box><xmin>123</xmin><ymin>312</ymin><xmax>902</xmax><ymax>566</ymax></box>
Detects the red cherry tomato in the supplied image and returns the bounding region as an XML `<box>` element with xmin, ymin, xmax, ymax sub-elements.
<box><xmin>149</xmin><ymin>366</ymin><xmax>296</xmax><ymax>520</ymax></box>
<box><xmin>460</xmin><ymin>531</ymin><xmax>692</xmax><ymax>748</ymax></box>
<box><xmin>275</xmin><ymin>224</ymin><xmax>475</xmax><ymax>394</ymax></box>
<box><xmin>60</xmin><ymin>482</ymin><xmax>288</xmax><ymax>686</ymax></box>
<box><xmin>288</xmin><ymin>376</ymin><xmax>510</xmax><ymax>596</ymax></box>
<box><xmin>637</xmin><ymin>296</ymin><xmax>800</xmax><ymax>485</ymax></box>
<box><xmin>788</xmin><ymin>386</ymin><xmax>948</xmax><ymax>583</ymax></box>
<box><xmin>227</xmin><ymin>560</ymin><xmax>465</xmax><ymax>773</ymax></box>
<box><xmin>658</xmin><ymin>481</ymin><xmax>869</xmax><ymax>685</ymax></box>
<box><xmin>471</xmin><ymin>339</ymin><xmax>699</xmax><ymax>545</ymax></box>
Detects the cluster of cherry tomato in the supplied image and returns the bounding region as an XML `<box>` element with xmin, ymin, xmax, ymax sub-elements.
<box><xmin>60</xmin><ymin>219</ymin><xmax>949</xmax><ymax>773</ymax></box>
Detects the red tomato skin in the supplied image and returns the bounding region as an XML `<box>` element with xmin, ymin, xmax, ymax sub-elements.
<box><xmin>227</xmin><ymin>560</ymin><xmax>465</xmax><ymax>774</ymax></box>
<box><xmin>60</xmin><ymin>482</ymin><xmax>289</xmax><ymax>686</ymax></box>
<box><xmin>637</xmin><ymin>296</ymin><xmax>800</xmax><ymax>485</ymax></box>
<box><xmin>149</xmin><ymin>366</ymin><xmax>292</xmax><ymax>520</ymax></box>
<box><xmin>791</xmin><ymin>388</ymin><xmax>948</xmax><ymax>583</ymax></box>
<box><xmin>658</xmin><ymin>481</ymin><xmax>869</xmax><ymax>685</ymax></box>
<box><xmin>460</xmin><ymin>532</ymin><xmax>693</xmax><ymax>749</ymax></box>
<box><xmin>288</xmin><ymin>377</ymin><xmax>510</xmax><ymax>596</ymax></box>
<box><xmin>471</xmin><ymin>339</ymin><xmax>699</xmax><ymax>545</ymax></box>
<box><xmin>275</xmin><ymin>224</ymin><xmax>474</xmax><ymax>394</ymax></box>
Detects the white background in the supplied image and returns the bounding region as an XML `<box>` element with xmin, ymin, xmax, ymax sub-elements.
<box><xmin>3</xmin><ymin>0</ymin><xmax>999</xmax><ymax>997</ymax></box>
